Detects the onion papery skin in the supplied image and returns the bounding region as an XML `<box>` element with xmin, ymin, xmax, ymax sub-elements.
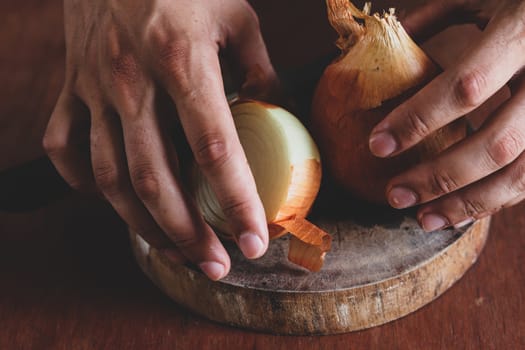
<box><xmin>311</xmin><ymin>0</ymin><xmax>466</xmax><ymax>204</ymax></box>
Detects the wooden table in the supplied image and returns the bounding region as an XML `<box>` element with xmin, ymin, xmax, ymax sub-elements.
<box><xmin>1</xmin><ymin>1</ymin><xmax>524</xmax><ymax>348</ymax></box>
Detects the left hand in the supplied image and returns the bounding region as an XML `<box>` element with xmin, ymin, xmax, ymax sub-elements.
<box><xmin>44</xmin><ymin>0</ymin><xmax>277</xmax><ymax>280</ymax></box>
<box><xmin>368</xmin><ymin>0</ymin><xmax>525</xmax><ymax>231</ymax></box>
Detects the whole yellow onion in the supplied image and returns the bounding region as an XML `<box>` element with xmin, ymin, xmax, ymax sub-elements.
<box><xmin>311</xmin><ymin>0</ymin><xmax>466</xmax><ymax>203</ymax></box>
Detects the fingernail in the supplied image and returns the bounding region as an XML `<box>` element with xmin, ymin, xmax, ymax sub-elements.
<box><xmin>370</xmin><ymin>131</ymin><xmax>398</xmax><ymax>157</ymax></box>
<box><xmin>239</xmin><ymin>232</ymin><xmax>265</xmax><ymax>259</ymax></box>
<box><xmin>388</xmin><ymin>187</ymin><xmax>418</xmax><ymax>209</ymax></box>
<box><xmin>199</xmin><ymin>261</ymin><xmax>226</xmax><ymax>281</ymax></box>
<box><xmin>421</xmin><ymin>213</ymin><xmax>449</xmax><ymax>232</ymax></box>
<box><xmin>454</xmin><ymin>218</ymin><xmax>474</xmax><ymax>229</ymax></box>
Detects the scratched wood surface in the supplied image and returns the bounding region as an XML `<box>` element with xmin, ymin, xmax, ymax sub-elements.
<box><xmin>132</xmin><ymin>193</ymin><xmax>491</xmax><ymax>334</ymax></box>
<box><xmin>1</xmin><ymin>0</ymin><xmax>524</xmax><ymax>348</ymax></box>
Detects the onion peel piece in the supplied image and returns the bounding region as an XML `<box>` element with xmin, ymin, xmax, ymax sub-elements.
<box><xmin>268</xmin><ymin>159</ymin><xmax>322</xmax><ymax>240</ymax></box>
<box><xmin>270</xmin><ymin>217</ymin><xmax>332</xmax><ymax>272</ymax></box>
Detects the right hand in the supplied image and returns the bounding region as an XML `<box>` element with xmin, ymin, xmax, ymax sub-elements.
<box><xmin>44</xmin><ymin>0</ymin><xmax>279</xmax><ymax>280</ymax></box>
<box><xmin>369</xmin><ymin>0</ymin><xmax>525</xmax><ymax>231</ymax></box>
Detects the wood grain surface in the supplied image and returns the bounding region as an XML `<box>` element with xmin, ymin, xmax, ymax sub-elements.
<box><xmin>1</xmin><ymin>0</ymin><xmax>524</xmax><ymax>349</ymax></box>
<box><xmin>132</xmin><ymin>213</ymin><xmax>490</xmax><ymax>335</ymax></box>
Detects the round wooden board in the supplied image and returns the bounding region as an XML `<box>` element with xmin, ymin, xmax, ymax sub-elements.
<box><xmin>130</xmin><ymin>196</ymin><xmax>490</xmax><ymax>335</ymax></box>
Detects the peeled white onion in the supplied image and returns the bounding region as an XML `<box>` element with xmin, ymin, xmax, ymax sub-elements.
<box><xmin>193</xmin><ymin>100</ymin><xmax>322</xmax><ymax>238</ymax></box>
<box><xmin>193</xmin><ymin>100</ymin><xmax>330</xmax><ymax>271</ymax></box>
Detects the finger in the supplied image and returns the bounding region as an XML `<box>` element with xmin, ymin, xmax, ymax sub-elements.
<box><xmin>502</xmin><ymin>192</ymin><xmax>525</xmax><ymax>209</ymax></box>
<box><xmin>90</xmin><ymin>105</ymin><xmax>174</xmax><ymax>249</ymax></box>
<box><xmin>158</xmin><ymin>41</ymin><xmax>269</xmax><ymax>259</ymax></box>
<box><xmin>106</xmin><ymin>58</ymin><xmax>231</xmax><ymax>280</ymax></box>
<box><xmin>124</xmin><ymin>110</ymin><xmax>231</xmax><ymax>280</ymax></box>
<box><xmin>386</xmin><ymin>82</ymin><xmax>525</xmax><ymax>209</ymax></box>
<box><xmin>401</xmin><ymin>0</ymin><xmax>474</xmax><ymax>42</ymax></box>
<box><xmin>416</xmin><ymin>150</ymin><xmax>525</xmax><ymax>232</ymax></box>
<box><xmin>369</xmin><ymin>14</ymin><xmax>525</xmax><ymax>158</ymax></box>
<box><xmin>227</xmin><ymin>3</ymin><xmax>279</xmax><ymax>101</ymax></box>
<box><xmin>43</xmin><ymin>89</ymin><xmax>96</xmax><ymax>193</ymax></box>
<box><xmin>403</xmin><ymin>0</ymin><xmax>502</xmax><ymax>41</ymax></box>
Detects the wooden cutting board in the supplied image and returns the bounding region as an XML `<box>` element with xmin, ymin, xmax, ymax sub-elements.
<box><xmin>130</xmin><ymin>190</ymin><xmax>490</xmax><ymax>335</ymax></box>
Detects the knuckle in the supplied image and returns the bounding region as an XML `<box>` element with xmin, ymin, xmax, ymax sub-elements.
<box><xmin>509</xmin><ymin>159</ymin><xmax>525</xmax><ymax>195</ymax></box>
<box><xmin>42</xmin><ymin>132</ymin><xmax>67</xmax><ymax>158</ymax></box>
<box><xmin>160</xmin><ymin>43</ymin><xmax>195</xmax><ymax>98</ymax></box>
<box><xmin>485</xmin><ymin>128</ymin><xmax>525</xmax><ymax>168</ymax></box>
<box><xmin>155</xmin><ymin>38</ymin><xmax>212</xmax><ymax>99</ymax></box>
<box><xmin>130</xmin><ymin>164</ymin><xmax>162</xmax><ymax>202</ymax></box>
<box><xmin>109</xmin><ymin>54</ymin><xmax>140</xmax><ymax>85</ymax></box>
<box><xmin>221</xmin><ymin>197</ymin><xmax>252</xmax><ymax>219</ymax></box>
<box><xmin>193</xmin><ymin>132</ymin><xmax>231</xmax><ymax>170</ymax></box>
<box><xmin>404</xmin><ymin>108</ymin><xmax>432</xmax><ymax>142</ymax></box>
<box><xmin>157</xmin><ymin>39</ymin><xmax>192</xmax><ymax>81</ymax></box>
<box><xmin>429</xmin><ymin>169</ymin><xmax>459</xmax><ymax>197</ymax></box>
<box><xmin>460</xmin><ymin>197</ymin><xmax>487</xmax><ymax>218</ymax></box>
<box><xmin>105</xmin><ymin>24</ymin><xmax>139</xmax><ymax>84</ymax></box>
<box><xmin>454</xmin><ymin>69</ymin><xmax>487</xmax><ymax>109</ymax></box>
<box><xmin>93</xmin><ymin>161</ymin><xmax>121</xmax><ymax>196</ymax></box>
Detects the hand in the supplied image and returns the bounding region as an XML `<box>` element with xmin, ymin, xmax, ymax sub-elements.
<box><xmin>44</xmin><ymin>0</ymin><xmax>278</xmax><ymax>280</ymax></box>
<box><xmin>368</xmin><ymin>0</ymin><xmax>525</xmax><ymax>231</ymax></box>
